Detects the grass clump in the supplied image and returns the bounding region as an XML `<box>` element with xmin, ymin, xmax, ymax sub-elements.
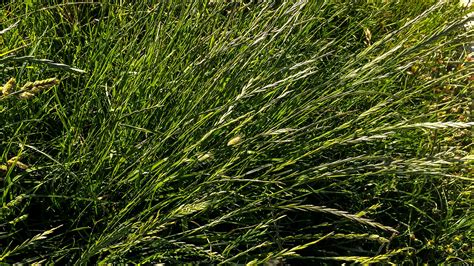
<box><xmin>1</xmin><ymin>1</ymin><xmax>473</xmax><ymax>264</ymax></box>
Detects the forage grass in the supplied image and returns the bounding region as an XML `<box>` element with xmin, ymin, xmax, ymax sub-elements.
<box><xmin>0</xmin><ymin>0</ymin><xmax>473</xmax><ymax>264</ymax></box>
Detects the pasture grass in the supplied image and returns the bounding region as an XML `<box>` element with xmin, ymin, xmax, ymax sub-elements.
<box><xmin>1</xmin><ymin>1</ymin><xmax>473</xmax><ymax>264</ymax></box>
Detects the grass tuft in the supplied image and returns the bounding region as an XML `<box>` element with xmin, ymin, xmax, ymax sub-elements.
<box><xmin>0</xmin><ymin>0</ymin><xmax>472</xmax><ymax>264</ymax></box>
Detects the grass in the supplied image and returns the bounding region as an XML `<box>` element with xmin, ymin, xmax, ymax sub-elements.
<box><xmin>1</xmin><ymin>0</ymin><xmax>473</xmax><ymax>264</ymax></box>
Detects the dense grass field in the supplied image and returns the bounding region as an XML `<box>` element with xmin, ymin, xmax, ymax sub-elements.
<box><xmin>1</xmin><ymin>1</ymin><xmax>473</xmax><ymax>264</ymax></box>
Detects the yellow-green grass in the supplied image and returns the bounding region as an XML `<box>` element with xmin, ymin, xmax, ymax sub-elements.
<box><xmin>0</xmin><ymin>1</ymin><xmax>472</xmax><ymax>264</ymax></box>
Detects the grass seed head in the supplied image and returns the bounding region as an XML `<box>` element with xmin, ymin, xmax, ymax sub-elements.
<box><xmin>19</xmin><ymin>92</ymin><xmax>35</xmax><ymax>100</ymax></box>
<box><xmin>32</xmin><ymin>78</ymin><xmax>60</xmax><ymax>87</ymax></box>
<box><xmin>5</xmin><ymin>194</ymin><xmax>26</xmax><ymax>208</ymax></box>
<box><xmin>20</xmin><ymin>81</ymin><xmax>34</xmax><ymax>92</ymax></box>
<box><xmin>2</xmin><ymin>77</ymin><xmax>16</xmax><ymax>96</ymax></box>
<box><xmin>7</xmin><ymin>156</ymin><xmax>29</xmax><ymax>169</ymax></box>
<box><xmin>9</xmin><ymin>214</ymin><xmax>29</xmax><ymax>225</ymax></box>
<box><xmin>227</xmin><ymin>136</ymin><xmax>242</xmax><ymax>146</ymax></box>
<box><xmin>30</xmin><ymin>78</ymin><xmax>60</xmax><ymax>93</ymax></box>
<box><xmin>197</xmin><ymin>152</ymin><xmax>212</xmax><ymax>162</ymax></box>
<box><xmin>21</xmin><ymin>78</ymin><xmax>60</xmax><ymax>95</ymax></box>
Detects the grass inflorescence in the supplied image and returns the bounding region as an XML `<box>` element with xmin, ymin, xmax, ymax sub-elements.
<box><xmin>0</xmin><ymin>1</ymin><xmax>473</xmax><ymax>264</ymax></box>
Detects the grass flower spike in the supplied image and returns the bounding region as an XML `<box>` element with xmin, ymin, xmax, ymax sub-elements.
<box><xmin>29</xmin><ymin>78</ymin><xmax>60</xmax><ymax>94</ymax></box>
<box><xmin>7</xmin><ymin>156</ymin><xmax>29</xmax><ymax>170</ymax></box>
<box><xmin>1</xmin><ymin>77</ymin><xmax>16</xmax><ymax>96</ymax></box>
<box><xmin>20</xmin><ymin>78</ymin><xmax>60</xmax><ymax>98</ymax></box>
<box><xmin>0</xmin><ymin>77</ymin><xmax>59</xmax><ymax>100</ymax></box>
<box><xmin>227</xmin><ymin>136</ymin><xmax>242</xmax><ymax>146</ymax></box>
<box><xmin>18</xmin><ymin>91</ymin><xmax>35</xmax><ymax>100</ymax></box>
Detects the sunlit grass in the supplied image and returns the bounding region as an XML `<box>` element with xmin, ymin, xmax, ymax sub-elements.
<box><xmin>1</xmin><ymin>1</ymin><xmax>473</xmax><ymax>264</ymax></box>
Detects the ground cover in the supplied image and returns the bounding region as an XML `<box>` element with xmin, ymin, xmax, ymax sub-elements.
<box><xmin>1</xmin><ymin>1</ymin><xmax>473</xmax><ymax>264</ymax></box>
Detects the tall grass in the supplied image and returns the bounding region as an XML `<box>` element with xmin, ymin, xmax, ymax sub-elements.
<box><xmin>1</xmin><ymin>1</ymin><xmax>473</xmax><ymax>264</ymax></box>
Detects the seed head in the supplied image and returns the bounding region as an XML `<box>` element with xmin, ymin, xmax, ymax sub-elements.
<box><xmin>9</xmin><ymin>214</ymin><xmax>28</xmax><ymax>225</ymax></box>
<box><xmin>7</xmin><ymin>156</ymin><xmax>29</xmax><ymax>169</ymax></box>
<box><xmin>20</xmin><ymin>81</ymin><xmax>34</xmax><ymax>92</ymax></box>
<box><xmin>30</xmin><ymin>78</ymin><xmax>60</xmax><ymax>93</ymax></box>
<box><xmin>19</xmin><ymin>92</ymin><xmax>35</xmax><ymax>100</ymax></box>
<box><xmin>197</xmin><ymin>152</ymin><xmax>212</xmax><ymax>161</ymax></box>
<box><xmin>2</xmin><ymin>77</ymin><xmax>16</xmax><ymax>95</ymax></box>
<box><xmin>227</xmin><ymin>136</ymin><xmax>242</xmax><ymax>146</ymax></box>
<box><xmin>6</xmin><ymin>194</ymin><xmax>25</xmax><ymax>208</ymax></box>
<box><xmin>20</xmin><ymin>78</ymin><xmax>60</xmax><ymax>96</ymax></box>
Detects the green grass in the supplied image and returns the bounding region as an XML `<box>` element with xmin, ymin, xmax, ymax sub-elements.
<box><xmin>1</xmin><ymin>0</ymin><xmax>473</xmax><ymax>264</ymax></box>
